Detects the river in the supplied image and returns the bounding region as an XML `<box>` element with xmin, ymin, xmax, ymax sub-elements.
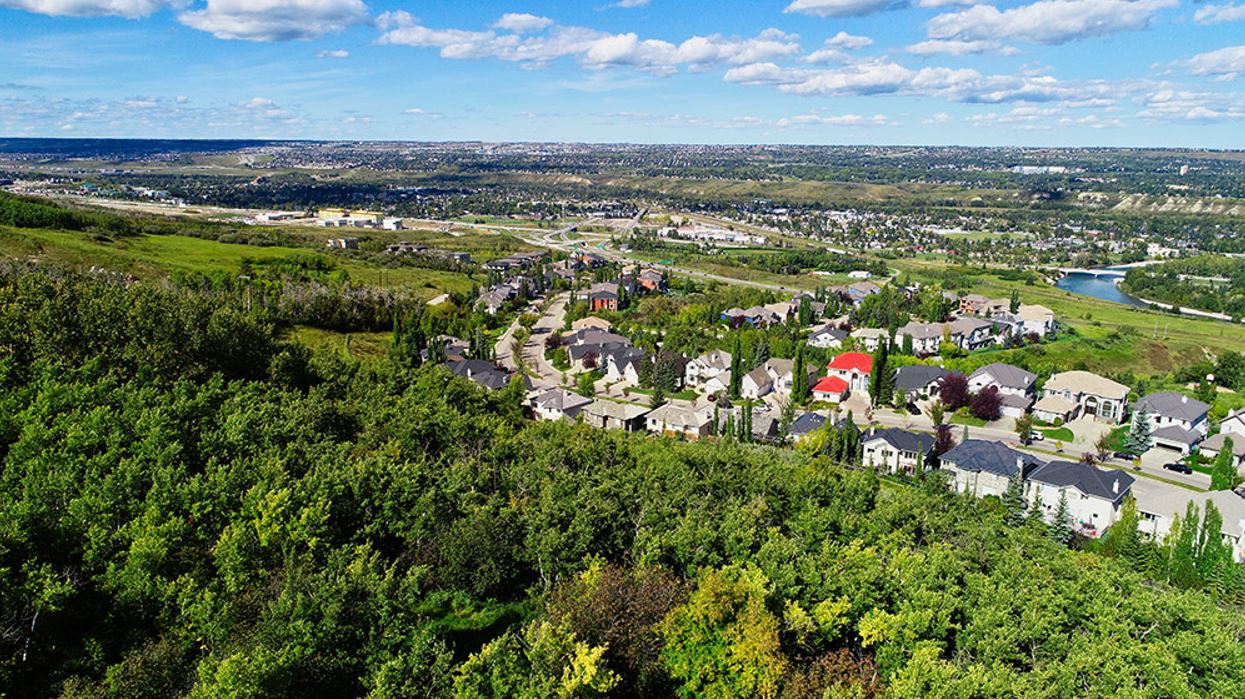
<box><xmin>1054</xmin><ymin>267</ymin><xmax>1147</xmax><ymax>307</ymax></box>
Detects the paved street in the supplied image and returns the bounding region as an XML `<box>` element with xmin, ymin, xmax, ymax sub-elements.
<box><xmin>521</xmin><ymin>292</ymin><xmax>569</xmax><ymax>391</ymax></box>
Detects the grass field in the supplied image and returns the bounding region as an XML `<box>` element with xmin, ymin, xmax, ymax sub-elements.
<box><xmin>289</xmin><ymin>326</ymin><xmax>392</xmax><ymax>359</ymax></box>
<box><xmin>0</xmin><ymin>225</ymin><xmax>479</xmax><ymax>298</ymax></box>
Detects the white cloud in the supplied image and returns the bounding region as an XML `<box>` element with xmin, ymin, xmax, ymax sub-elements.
<box><xmin>923</xmin><ymin>111</ymin><xmax>952</xmax><ymax>123</ymax></box>
<box><xmin>612</xmin><ymin>0</ymin><xmax>650</xmax><ymax>6</ymax></box>
<box><xmin>776</xmin><ymin>113</ymin><xmax>890</xmax><ymax>127</ymax></box>
<box><xmin>378</xmin><ymin>14</ymin><xmax>799</xmax><ymax>73</ymax></box>
<box><xmin>1195</xmin><ymin>3</ymin><xmax>1245</xmax><ymax>24</ymax></box>
<box><xmin>907</xmin><ymin>39</ymin><xmax>1018</xmax><ymax>55</ymax></box>
<box><xmin>404</xmin><ymin>107</ymin><xmax>442</xmax><ymax>118</ymax></box>
<box><xmin>916</xmin><ymin>0</ymin><xmax>981</xmax><ymax>6</ymax></box>
<box><xmin>491</xmin><ymin>12</ymin><xmax>553</xmax><ymax>33</ymax></box>
<box><xmin>1183</xmin><ymin>45</ymin><xmax>1245</xmax><ymax>79</ymax></box>
<box><xmin>927</xmin><ymin>0</ymin><xmax>1177</xmax><ymax>45</ymax></box>
<box><xmin>317</xmin><ymin>48</ymin><xmax>349</xmax><ymax>58</ymax></box>
<box><xmin>826</xmin><ymin>31</ymin><xmax>873</xmax><ymax>49</ymax></box>
<box><xmin>0</xmin><ymin>0</ymin><xmax>177</xmax><ymax>18</ymax></box>
<box><xmin>1141</xmin><ymin>88</ymin><xmax>1245</xmax><ymax>121</ymax></box>
<box><xmin>725</xmin><ymin>58</ymin><xmax>1122</xmax><ymax>105</ymax></box>
<box><xmin>784</xmin><ymin>0</ymin><xmax>899</xmax><ymax>17</ymax></box>
<box><xmin>179</xmin><ymin>0</ymin><xmax>369</xmax><ymax>41</ymax></box>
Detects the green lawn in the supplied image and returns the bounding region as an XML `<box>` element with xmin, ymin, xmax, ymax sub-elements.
<box><xmin>1039</xmin><ymin>427</ymin><xmax>1076</xmax><ymax>442</ymax></box>
<box><xmin>950</xmin><ymin>413</ymin><xmax>988</xmax><ymax>427</ymax></box>
<box><xmin>0</xmin><ymin>225</ymin><xmax>478</xmax><ymax>298</ymax></box>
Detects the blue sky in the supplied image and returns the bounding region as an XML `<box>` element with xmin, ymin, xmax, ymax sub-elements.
<box><xmin>1</xmin><ymin>0</ymin><xmax>1244</xmax><ymax>146</ymax></box>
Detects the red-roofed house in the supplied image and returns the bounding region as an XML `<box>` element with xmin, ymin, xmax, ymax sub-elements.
<box><xmin>826</xmin><ymin>352</ymin><xmax>873</xmax><ymax>397</ymax></box>
<box><xmin>813</xmin><ymin>376</ymin><xmax>850</xmax><ymax>403</ymax></box>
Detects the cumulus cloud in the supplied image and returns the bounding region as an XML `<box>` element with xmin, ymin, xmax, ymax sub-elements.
<box><xmin>907</xmin><ymin>39</ymin><xmax>1018</xmax><ymax>55</ymax></box>
<box><xmin>179</xmin><ymin>0</ymin><xmax>369</xmax><ymax>41</ymax></box>
<box><xmin>0</xmin><ymin>0</ymin><xmax>177</xmax><ymax>17</ymax></box>
<box><xmin>915</xmin><ymin>0</ymin><xmax>982</xmax><ymax>6</ymax></box>
<box><xmin>1195</xmin><ymin>3</ymin><xmax>1245</xmax><ymax>24</ymax></box>
<box><xmin>826</xmin><ymin>31</ymin><xmax>873</xmax><ymax>49</ymax></box>
<box><xmin>0</xmin><ymin>93</ymin><xmax>310</xmax><ymax>137</ymax></box>
<box><xmin>491</xmin><ymin>12</ymin><xmax>553</xmax><ymax>33</ymax></box>
<box><xmin>1141</xmin><ymin>88</ymin><xmax>1245</xmax><ymax>121</ymax></box>
<box><xmin>724</xmin><ymin>58</ymin><xmax>1121</xmax><ymax>105</ymax></box>
<box><xmin>784</xmin><ymin>0</ymin><xmax>900</xmax><ymax>17</ymax></box>
<box><xmin>378</xmin><ymin>13</ymin><xmax>800</xmax><ymax>74</ymax></box>
<box><xmin>927</xmin><ymin>0</ymin><xmax>1177</xmax><ymax>45</ymax></box>
<box><xmin>1182</xmin><ymin>45</ymin><xmax>1245</xmax><ymax>79</ymax></box>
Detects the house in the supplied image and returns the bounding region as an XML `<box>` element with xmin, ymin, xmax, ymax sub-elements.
<box><xmin>969</xmin><ymin>363</ymin><xmax>1036</xmax><ymax>398</ymax></box>
<box><xmin>578</xmin><ymin>282</ymin><xmax>620</xmax><ymax>312</ymax></box>
<box><xmin>835</xmin><ymin>281</ymin><xmax>881</xmax><ymax>306</ymax></box>
<box><xmin>645</xmin><ymin>402</ymin><xmax>714</xmax><ymax>440</ymax></box>
<box><xmin>1132</xmin><ymin>392</ymin><xmax>1211</xmax><ymax>453</ymax></box>
<box><xmin>604</xmin><ymin>348</ymin><xmax>647</xmax><ymax>386</ymax></box>
<box><xmin>751</xmin><ymin>413</ymin><xmax>783</xmax><ymax>443</ymax></box>
<box><xmin>850</xmin><ymin>328</ymin><xmax>889</xmax><ymax>353</ymax></box>
<box><xmin>1137</xmin><ymin>488</ymin><xmax>1245</xmax><ymax>562</ymax></box>
<box><xmin>825</xmin><ymin>352</ymin><xmax>873</xmax><ymax>396</ymax></box>
<box><xmin>530</xmin><ymin>389</ymin><xmax>593</xmax><ymax>422</ymax></box>
<box><xmin>808</xmin><ymin>325</ymin><xmax>847</xmax><ymax>349</ymax></box>
<box><xmin>475</xmin><ymin>286</ymin><xmax>516</xmax><ymax>315</ymax></box>
<box><xmin>1221</xmin><ymin>408</ymin><xmax>1245</xmax><ymax>438</ymax></box>
<box><xmin>1026</xmin><ymin>460</ymin><xmax>1135</xmax><ymax>538</ymax></box>
<box><xmin>896</xmin><ymin>321</ymin><xmax>945</xmax><ymax>356</ymax></box>
<box><xmin>581</xmin><ymin>400</ymin><xmax>651</xmax><ymax>432</ymax></box>
<box><xmin>862</xmin><ymin>428</ymin><xmax>936</xmax><ymax>475</ymax></box>
<box><xmin>1041</xmin><ymin>371</ymin><xmax>1130</xmax><ymax>424</ymax></box>
<box><xmin>789</xmin><ymin>412</ymin><xmax>827</xmax><ymax>438</ymax></box>
<box><xmin>1017</xmin><ymin>304</ymin><xmax>1055</xmax><ymax>336</ymax></box>
<box><xmin>742</xmin><ymin>366</ymin><xmax>774</xmax><ymax>399</ymax></box>
<box><xmin>572</xmin><ymin>316</ymin><xmax>613</xmax><ymax>333</ymax></box>
<box><xmin>949</xmin><ymin>316</ymin><xmax>1001</xmax><ymax>351</ymax></box>
<box><xmin>812</xmin><ymin>376</ymin><xmax>850</xmax><ymax>403</ymax></box>
<box><xmin>893</xmin><ymin>365</ymin><xmax>951</xmax><ymax>402</ymax></box>
<box><xmin>686</xmin><ymin>350</ymin><xmax>733</xmax><ymax>389</ymax></box>
<box><xmin>1032</xmin><ymin>394</ymin><xmax>1079</xmax><ymax>425</ymax></box>
<box><xmin>939</xmin><ymin>439</ymin><xmax>1045</xmax><ymax>498</ymax></box>
<box><xmin>958</xmin><ymin>294</ymin><xmax>990</xmax><ymax>316</ymax></box>
<box><xmin>1200</xmin><ymin>433</ymin><xmax>1245</xmax><ymax>472</ymax></box>
<box><xmin>445</xmin><ymin>359</ymin><xmax>522</xmax><ymax>391</ymax></box>
<box><xmin>637</xmin><ymin>268</ymin><xmax>667</xmax><ymax>293</ymax></box>
<box><xmin>763</xmin><ymin>357</ymin><xmax>817</xmax><ymax>396</ymax></box>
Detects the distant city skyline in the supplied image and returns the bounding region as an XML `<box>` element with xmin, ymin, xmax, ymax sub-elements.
<box><xmin>2</xmin><ymin>0</ymin><xmax>1244</xmax><ymax>147</ymax></box>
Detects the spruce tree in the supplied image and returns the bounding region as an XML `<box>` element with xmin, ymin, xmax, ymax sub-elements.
<box><xmin>1003</xmin><ymin>471</ymin><xmax>1026</xmax><ymax>527</ymax></box>
<box><xmin>1026</xmin><ymin>488</ymin><xmax>1046</xmax><ymax>526</ymax></box>
<box><xmin>868</xmin><ymin>342</ymin><xmax>890</xmax><ymax>407</ymax></box>
<box><xmin>1122</xmin><ymin>408</ymin><xmax>1152</xmax><ymax>456</ymax></box>
<box><xmin>1049</xmin><ymin>490</ymin><xmax>1074</xmax><ymax>544</ymax></box>
<box><xmin>792</xmin><ymin>346</ymin><xmax>808</xmax><ymax>400</ymax></box>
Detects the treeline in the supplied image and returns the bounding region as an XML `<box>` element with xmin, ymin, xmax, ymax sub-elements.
<box><xmin>1122</xmin><ymin>256</ymin><xmax>1245</xmax><ymax>318</ymax></box>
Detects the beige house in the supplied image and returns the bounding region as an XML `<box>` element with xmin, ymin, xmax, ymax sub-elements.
<box><xmin>1041</xmin><ymin>371</ymin><xmax>1130</xmax><ymax>424</ymax></box>
<box><xmin>572</xmin><ymin>316</ymin><xmax>613</xmax><ymax>332</ymax></box>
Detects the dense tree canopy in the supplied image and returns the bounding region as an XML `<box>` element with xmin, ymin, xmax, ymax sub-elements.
<box><xmin>2</xmin><ymin>266</ymin><xmax>1245</xmax><ymax>697</ymax></box>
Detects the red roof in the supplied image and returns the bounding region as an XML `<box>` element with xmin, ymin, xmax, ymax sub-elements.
<box><xmin>827</xmin><ymin>352</ymin><xmax>873</xmax><ymax>374</ymax></box>
<box><xmin>813</xmin><ymin>376</ymin><xmax>850</xmax><ymax>395</ymax></box>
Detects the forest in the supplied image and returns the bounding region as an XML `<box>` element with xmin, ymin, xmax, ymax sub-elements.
<box><xmin>0</xmin><ymin>264</ymin><xmax>1244</xmax><ymax>697</ymax></box>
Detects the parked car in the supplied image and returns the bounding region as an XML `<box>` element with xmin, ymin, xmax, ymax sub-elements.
<box><xmin>1113</xmin><ymin>451</ymin><xmax>1134</xmax><ymax>461</ymax></box>
<box><xmin>1163</xmin><ymin>462</ymin><xmax>1193</xmax><ymax>475</ymax></box>
<box><xmin>1028</xmin><ymin>431</ymin><xmax>1045</xmax><ymax>442</ymax></box>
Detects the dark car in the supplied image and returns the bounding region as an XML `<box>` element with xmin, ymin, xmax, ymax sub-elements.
<box><xmin>1163</xmin><ymin>462</ymin><xmax>1194</xmax><ymax>475</ymax></box>
<box><xmin>1113</xmin><ymin>451</ymin><xmax>1135</xmax><ymax>461</ymax></box>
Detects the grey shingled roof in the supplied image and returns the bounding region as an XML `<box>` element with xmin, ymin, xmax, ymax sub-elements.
<box><xmin>893</xmin><ymin>365</ymin><xmax>951</xmax><ymax>392</ymax></box>
<box><xmin>1133</xmin><ymin>392</ymin><xmax>1210</xmax><ymax>423</ymax></box>
<box><xmin>1028</xmin><ymin>460</ymin><xmax>1134</xmax><ymax>502</ymax></box>
<box><xmin>865</xmin><ymin>428</ymin><xmax>936</xmax><ymax>454</ymax></box>
<box><xmin>970</xmin><ymin>363</ymin><xmax>1036</xmax><ymax>390</ymax></box>
<box><xmin>940</xmin><ymin>439</ymin><xmax>1044</xmax><ymax>478</ymax></box>
<box><xmin>1151</xmin><ymin>425</ymin><xmax>1202</xmax><ymax>446</ymax></box>
<box><xmin>790</xmin><ymin>413</ymin><xmax>826</xmax><ymax>436</ymax></box>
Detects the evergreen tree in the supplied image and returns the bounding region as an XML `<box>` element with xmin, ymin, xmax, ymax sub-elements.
<box><xmin>791</xmin><ymin>346</ymin><xmax>809</xmax><ymax>400</ymax></box>
<box><xmin>1009</xmin><ymin>289</ymin><xmax>1021</xmax><ymax>313</ymax></box>
<box><xmin>752</xmin><ymin>340</ymin><xmax>769</xmax><ymax>370</ymax></box>
<box><xmin>729</xmin><ymin>337</ymin><xmax>743</xmax><ymax>400</ymax></box>
<box><xmin>841</xmin><ymin>412</ymin><xmax>861</xmax><ymax>464</ymax></box>
<box><xmin>1026</xmin><ymin>487</ymin><xmax>1047</xmax><ymax>526</ymax></box>
<box><xmin>1003</xmin><ymin>472</ymin><xmax>1026</xmax><ymax>527</ymax></box>
<box><xmin>1211</xmin><ymin>436</ymin><xmax>1239</xmax><ymax>490</ymax></box>
<box><xmin>901</xmin><ymin>333</ymin><xmax>914</xmax><ymax>356</ymax></box>
<box><xmin>798</xmin><ymin>296</ymin><xmax>813</xmax><ymax>326</ymax></box>
<box><xmin>1049</xmin><ymin>490</ymin><xmax>1074</xmax><ymax>545</ymax></box>
<box><xmin>868</xmin><ymin>342</ymin><xmax>890</xmax><ymax>407</ymax></box>
<box><xmin>1122</xmin><ymin>408</ymin><xmax>1153</xmax><ymax>456</ymax></box>
<box><xmin>1100</xmin><ymin>496</ymin><xmax>1142</xmax><ymax>561</ymax></box>
<box><xmin>1195</xmin><ymin>502</ymin><xmax>1233</xmax><ymax>592</ymax></box>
